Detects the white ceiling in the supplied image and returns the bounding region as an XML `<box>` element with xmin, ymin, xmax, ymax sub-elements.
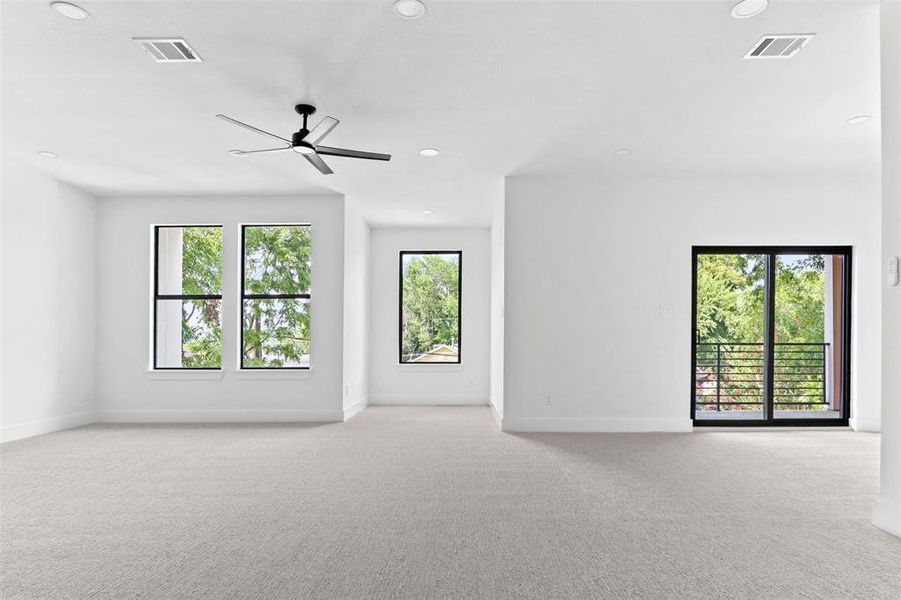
<box><xmin>1</xmin><ymin>0</ymin><xmax>882</xmax><ymax>226</ymax></box>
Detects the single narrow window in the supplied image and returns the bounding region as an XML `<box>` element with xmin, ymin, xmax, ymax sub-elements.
<box><xmin>153</xmin><ymin>225</ymin><xmax>223</xmax><ymax>369</ymax></box>
<box><xmin>398</xmin><ymin>251</ymin><xmax>462</xmax><ymax>364</ymax></box>
<box><xmin>241</xmin><ymin>224</ymin><xmax>312</xmax><ymax>369</ymax></box>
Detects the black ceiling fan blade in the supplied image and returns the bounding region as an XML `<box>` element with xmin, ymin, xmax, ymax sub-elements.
<box><xmin>231</xmin><ymin>147</ymin><xmax>292</xmax><ymax>155</ymax></box>
<box><xmin>215</xmin><ymin>114</ymin><xmax>291</xmax><ymax>144</ymax></box>
<box><xmin>304</xmin><ymin>116</ymin><xmax>339</xmax><ymax>145</ymax></box>
<box><xmin>303</xmin><ymin>152</ymin><xmax>334</xmax><ymax>175</ymax></box>
<box><xmin>315</xmin><ymin>146</ymin><xmax>391</xmax><ymax>161</ymax></box>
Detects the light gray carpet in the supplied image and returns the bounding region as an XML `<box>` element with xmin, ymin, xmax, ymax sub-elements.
<box><xmin>2</xmin><ymin>406</ymin><xmax>899</xmax><ymax>599</ymax></box>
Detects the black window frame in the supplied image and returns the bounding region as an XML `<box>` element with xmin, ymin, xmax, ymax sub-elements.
<box><xmin>398</xmin><ymin>250</ymin><xmax>463</xmax><ymax>365</ymax></box>
<box><xmin>240</xmin><ymin>223</ymin><xmax>312</xmax><ymax>370</ymax></box>
<box><xmin>690</xmin><ymin>245</ymin><xmax>853</xmax><ymax>427</ymax></box>
<box><xmin>152</xmin><ymin>224</ymin><xmax>223</xmax><ymax>371</ymax></box>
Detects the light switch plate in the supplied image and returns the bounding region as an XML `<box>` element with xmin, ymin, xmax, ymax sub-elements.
<box><xmin>889</xmin><ymin>256</ymin><xmax>900</xmax><ymax>287</ymax></box>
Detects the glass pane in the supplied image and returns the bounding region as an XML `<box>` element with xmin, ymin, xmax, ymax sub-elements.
<box><xmin>155</xmin><ymin>299</ymin><xmax>222</xmax><ymax>368</ymax></box>
<box><xmin>694</xmin><ymin>254</ymin><xmax>766</xmax><ymax>420</ymax></box>
<box><xmin>243</xmin><ymin>225</ymin><xmax>311</xmax><ymax>295</ymax></box>
<box><xmin>242</xmin><ymin>298</ymin><xmax>311</xmax><ymax>368</ymax></box>
<box><xmin>157</xmin><ymin>226</ymin><xmax>222</xmax><ymax>296</ymax></box>
<box><xmin>774</xmin><ymin>254</ymin><xmax>843</xmax><ymax>420</ymax></box>
<box><xmin>400</xmin><ymin>252</ymin><xmax>461</xmax><ymax>364</ymax></box>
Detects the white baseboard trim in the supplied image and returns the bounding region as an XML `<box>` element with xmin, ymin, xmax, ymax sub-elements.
<box><xmin>368</xmin><ymin>396</ymin><xmax>489</xmax><ymax>406</ymax></box>
<box><xmin>343</xmin><ymin>399</ymin><xmax>368</xmax><ymax>421</ymax></box>
<box><xmin>872</xmin><ymin>498</ymin><xmax>901</xmax><ymax>538</ymax></box>
<box><xmin>489</xmin><ymin>402</ymin><xmax>503</xmax><ymax>428</ymax></box>
<box><xmin>99</xmin><ymin>409</ymin><xmax>343</xmax><ymax>423</ymax></box>
<box><xmin>501</xmin><ymin>416</ymin><xmax>693</xmax><ymax>433</ymax></box>
<box><xmin>849</xmin><ymin>418</ymin><xmax>881</xmax><ymax>433</ymax></box>
<box><xmin>1</xmin><ymin>411</ymin><xmax>96</xmax><ymax>443</ymax></box>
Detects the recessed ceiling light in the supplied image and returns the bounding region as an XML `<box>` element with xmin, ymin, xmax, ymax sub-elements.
<box><xmin>394</xmin><ymin>0</ymin><xmax>426</xmax><ymax>19</ymax></box>
<box><xmin>613</xmin><ymin>148</ymin><xmax>632</xmax><ymax>156</ymax></box>
<box><xmin>422</xmin><ymin>209</ymin><xmax>434</xmax><ymax>215</ymax></box>
<box><xmin>731</xmin><ymin>0</ymin><xmax>768</xmax><ymax>19</ymax></box>
<box><xmin>36</xmin><ymin>150</ymin><xmax>58</xmax><ymax>158</ymax></box>
<box><xmin>846</xmin><ymin>115</ymin><xmax>872</xmax><ymax>125</ymax></box>
<box><xmin>50</xmin><ymin>2</ymin><xmax>89</xmax><ymax>20</ymax></box>
<box><xmin>228</xmin><ymin>149</ymin><xmax>247</xmax><ymax>157</ymax></box>
<box><xmin>420</xmin><ymin>148</ymin><xmax>439</xmax><ymax>157</ymax></box>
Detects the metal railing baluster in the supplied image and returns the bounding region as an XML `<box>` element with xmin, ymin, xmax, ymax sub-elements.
<box><xmin>696</xmin><ymin>342</ymin><xmax>830</xmax><ymax>411</ymax></box>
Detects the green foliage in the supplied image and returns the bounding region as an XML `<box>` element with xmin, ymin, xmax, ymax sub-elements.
<box><xmin>243</xmin><ymin>226</ymin><xmax>311</xmax><ymax>295</ymax></box>
<box><xmin>182</xmin><ymin>227</ymin><xmax>222</xmax><ymax>295</ymax></box>
<box><xmin>242</xmin><ymin>226</ymin><xmax>312</xmax><ymax>367</ymax></box>
<box><xmin>774</xmin><ymin>255</ymin><xmax>826</xmax><ymax>343</ymax></box>
<box><xmin>401</xmin><ymin>254</ymin><xmax>460</xmax><ymax>362</ymax></box>
<box><xmin>696</xmin><ymin>254</ymin><xmax>764</xmax><ymax>343</ymax></box>
<box><xmin>696</xmin><ymin>254</ymin><xmax>825</xmax><ymax>344</ymax></box>
<box><xmin>180</xmin><ymin>227</ymin><xmax>222</xmax><ymax>368</ymax></box>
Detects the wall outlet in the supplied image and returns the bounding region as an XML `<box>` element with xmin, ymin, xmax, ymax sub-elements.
<box><xmin>888</xmin><ymin>256</ymin><xmax>900</xmax><ymax>287</ymax></box>
<box><xmin>544</xmin><ymin>395</ymin><xmax>552</xmax><ymax>407</ymax></box>
<box><xmin>658</xmin><ymin>304</ymin><xmax>673</xmax><ymax>318</ymax></box>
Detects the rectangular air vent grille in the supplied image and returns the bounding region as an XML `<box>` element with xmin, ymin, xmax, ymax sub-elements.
<box><xmin>744</xmin><ymin>34</ymin><xmax>815</xmax><ymax>59</ymax></box>
<box><xmin>134</xmin><ymin>38</ymin><xmax>202</xmax><ymax>62</ymax></box>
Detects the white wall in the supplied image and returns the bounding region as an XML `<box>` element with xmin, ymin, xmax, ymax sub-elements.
<box><xmin>874</xmin><ymin>1</ymin><xmax>901</xmax><ymax>538</ymax></box>
<box><xmin>95</xmin><ymin>195</ymin><xmax>345</xmax><ymax>422</ymax></box>
<box><xmin>502</xmin><ymin>174</ymin><xmax>882</xmax><ymax>432</ymax></box>
<box><xmin>342</xmin><ymin>199</ymin><xmax>370</xmax><ymax>419</ymax></box>
<box><xmin>368</xmin><ymin>227</ymin><xmax>490</xmax><ymax>405</ymax></box>
<box><xmin>490</xmin><ymin>199</ymin><xmax>505</xmax><ymax>420</ymax></box>
<box><xmin>0</xmin><ymin>161</ymin><xmax>97</xmax><ymax>441</ymax></box>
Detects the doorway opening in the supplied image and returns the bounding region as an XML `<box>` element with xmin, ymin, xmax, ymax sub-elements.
<box><xmin>691</xmin><ymin>246</ymin><xmax>852</xmax><ymax>426</ymax></box>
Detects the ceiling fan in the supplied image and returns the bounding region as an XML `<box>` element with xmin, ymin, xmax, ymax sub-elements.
<box><xmin>215</xmin><ymin>104</ymin><xmax>391</xmax><ymax>175</ymax></box>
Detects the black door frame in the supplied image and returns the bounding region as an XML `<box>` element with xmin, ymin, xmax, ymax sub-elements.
<box><xmin>691</xmin><ymin>246</ymin><xmax>852</xmax><ymax>427</ymax></box>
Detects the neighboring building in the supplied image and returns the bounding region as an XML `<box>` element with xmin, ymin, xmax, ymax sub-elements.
<box><xmin>410</xmin><ymin>344</ymin><xmax>459</xmax><ymax>363</ymax></box>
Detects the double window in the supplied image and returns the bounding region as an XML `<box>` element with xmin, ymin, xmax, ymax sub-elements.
<box><xmin>152</xmin><ymin>224</ymin><xmax>312</xmax><ymax>371</ymax></box>
<box><xmin>398</xmin><ymin>251</ymin><xmax>462</xmax><ymax>364</ymax></box>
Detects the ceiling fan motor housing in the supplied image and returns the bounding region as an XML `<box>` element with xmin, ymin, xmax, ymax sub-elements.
<box><xmin>292</xmin><ymin>130</ymin><xmax>310</xmax><ymax>147</ymax></box>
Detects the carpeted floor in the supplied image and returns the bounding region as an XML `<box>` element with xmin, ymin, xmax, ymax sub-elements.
<box><xmin>1</xmin><ymin>406</ymin><xmax>899</xmax><ymax>599</ymax></box>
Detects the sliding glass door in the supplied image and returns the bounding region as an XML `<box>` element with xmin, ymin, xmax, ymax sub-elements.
<box><xmin>692</xmin><ymin>247</ymin><xmax>851</xmax><ymax>426</ymax></box>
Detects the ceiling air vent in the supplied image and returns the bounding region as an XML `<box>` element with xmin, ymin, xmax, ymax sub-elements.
<box><xmin>133</xmin><ymin>38</ymin><xmax>202</xmax><ymax>63</ymax></box>
<box><xmin>744</xmin><ymin>34</ymin><xmax>814</xmax><ymax>59</ymax></box>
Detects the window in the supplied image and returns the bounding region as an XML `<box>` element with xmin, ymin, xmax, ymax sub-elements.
<box><xmin>241</xmin><ymin>225</ymin><xmax>312</xmax><ymax>369</ymax></box>
<box><xmin>153</xmin><ymin>225</ymin><xmax>223</xmax><ymax>369</ymax></box>
<box><xmin>398</xmin><ymin>251</ymin><xmax>462</xmax><ymax>364</ymax></box>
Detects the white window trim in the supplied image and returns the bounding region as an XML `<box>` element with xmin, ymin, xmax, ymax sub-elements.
<box><xmin>233</xmin><ymin>369</ymin><xmax>313</xmax><ymax>380</ymax></box>
<box><xmin>145</xmin><ymin>369</ymin><xmax>224</xmax><ymax>380</ymax></box>
<box><xmin>395</xmin><ymin>363</ymin><xmax>464</xmax><ymax>372</ymax></box>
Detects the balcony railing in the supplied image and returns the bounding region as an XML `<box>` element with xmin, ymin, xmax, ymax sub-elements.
<box><xmin>695</xmin><ymin>342</ymin><xmax>830</xmax><ymax>412</ymax></box>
